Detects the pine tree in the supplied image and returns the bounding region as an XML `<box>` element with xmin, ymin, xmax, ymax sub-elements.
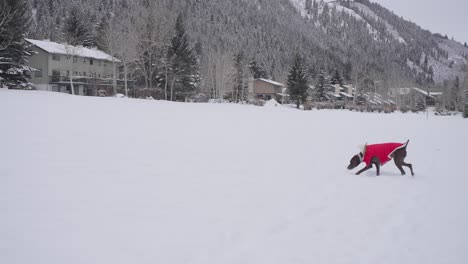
<box><xmin>167</xmin><ymin>14</ymin><xmax>200</xmax><ymax>101</ymax></box>
<box><xmin>305</xmin><ymin>0</ymin><xmax>312</xmax><ymax>14</ymax></box>
<box><xmin>343</xmin><ymin>60</ymin><xmax>352</xmax><ymax>82</ymax></box>
<box><xmin>61</xmin><ymin>5</ymin><xmax>94</xmax><ymax>47</ymax></box>
<box><xmin>331</xmin><ymin>69</ymin><xmax>343</xmax><ymax>85</ymax></box>
<box><xmin>313</xmin><ymin>71</ymin><xmax>329</xmax><ymax>102</ymax></box>
<box><xmin>248</xmin><ymin>60</ymin><xmax>268</xmax><ymax>79</ymax></box>
<box><xmin>0</xmin><ymin>0</ymin><xmax>34</xmax><ymax>89</ymax></box>
<box><xmin>287</xmin><ymin>54</ymin><xmax>309</xmax><ymax>109</ymax></box>
<box><xmin>464</xmin><ymin>102</ymin><xmax>468</xmax><ymax>118</ymax></box>
<box><xmin>232</xmin><ymin>52</ymin><xmax>249</xmax><ymax>103</ymax></box>
<box><xmin>450</xmin><ymin>77</ymin><xmax>460</xmax><ymax>111</ymax></box>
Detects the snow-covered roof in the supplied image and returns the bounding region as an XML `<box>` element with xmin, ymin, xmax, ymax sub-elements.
<box><xmin>339</xmin><ymin>92</ymin><xmax>353</xmax><ymax>98</ymax></box>
<box><xmin>256</xmin><ymin>78</ymin><xmax>284</xmax><ymax>87</ymax></box>
<box><xmin>411</xmin><ymin>87</ymin><xmax>436</xmax><ymax>99</ymax></box>
<box><xmin>26</xmin><ymin>39</ymin><xmax>120</xmax><ymax>62</ymax></box>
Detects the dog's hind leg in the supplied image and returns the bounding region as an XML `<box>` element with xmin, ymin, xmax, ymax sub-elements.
<box><xmin>394</xmin><ymin>158</ymin><xmax>406</xmax><ymax>175</ymax></box>
<box><xmin>402</xmin><ymin>162</ymin><xmax>414</xmax><ymax>176</ymax></box>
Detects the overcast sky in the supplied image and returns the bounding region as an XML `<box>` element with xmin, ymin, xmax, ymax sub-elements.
<box><xmin>371</xmin><ymin>0</ymin><xmax>468</xmax><ymax>44</ymax></box>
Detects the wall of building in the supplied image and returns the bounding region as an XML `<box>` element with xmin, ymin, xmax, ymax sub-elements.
<box><xmin>48</xmin><ymin>53</ymin><xmax>114</xmax><ymax>79</ymax></box>
<box><xmin>29</xmin><ymin>46</ymin><xmax>49</xmax><ymax>86</ymax></box>
<box><xmin>253</xmin><ymin>80</ymin><xmax>281</xmax><ymax>95</ymax></box>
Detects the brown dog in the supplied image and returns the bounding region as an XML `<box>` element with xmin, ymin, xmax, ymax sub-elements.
<box><xmin>347</xmin><ymin>140</ymin><xmax>414</xmax><ymax>176</ymax></box>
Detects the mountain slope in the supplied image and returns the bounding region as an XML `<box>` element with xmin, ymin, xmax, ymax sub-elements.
<box><xmin>289</xmin><ymin>0</ymin><xmax>468</xmax><ymax>84</ymax></box>
<box><xmin>28</xmin><ymin>0</ymin><xmax>468</xmax><ymax>89</ymax></box>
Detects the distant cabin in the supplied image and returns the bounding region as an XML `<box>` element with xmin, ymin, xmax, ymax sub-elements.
<box><xmin>248</xmin><ymin>78</ymin><xmax>285</xmax><ymax>101</ymax></box>
<box><xmin>25</xmin><ymin>39</ymin><xmax>121</xmax><ymax>96</ymax></box>
<box><xmin>390</xmin><ymin>87</ymin><xmax>441</xmax><ymax>107</ymax></box>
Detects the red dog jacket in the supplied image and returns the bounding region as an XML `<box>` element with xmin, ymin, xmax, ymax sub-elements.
<box><xmin>363</xmin><ymin>142</ymin><xmax>407</xmax><ymax>166</ymax></box>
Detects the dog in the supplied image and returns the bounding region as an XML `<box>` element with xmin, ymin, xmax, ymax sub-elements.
<box><xmin>347</xmin><ymin>140</ymin><xmax>414</xmax><ymax>176</ymax></box>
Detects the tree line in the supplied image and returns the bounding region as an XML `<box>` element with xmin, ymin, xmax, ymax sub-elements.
<box><xmin>1</xmin><ymin>0</ymin><xmax>467</xmax><ymax>113</ymax></box>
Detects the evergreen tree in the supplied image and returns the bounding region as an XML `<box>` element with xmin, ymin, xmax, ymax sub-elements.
<box><xmin>343</xmin><ymin>60</ymin><xmax>352</xmax><ymax>82</ymax></box>
<box><xmin>464</xmin><ymin>101</ymin><xmax>468</xmax><ymax>118</ymax></box>
<box><xmin>166</xmin><ymin>14</ymin><xmax>200</xmax><ymax>101</ymax></box>
<box><xmin>313</xmin><ymin>70</ymin><xmax>329</xmax><ymax>102</ymax></box>
<box><xmin>305</xmin><ymin>0</ymin><xmax>312</xmax><ymax>14</ymax></box>
<box><xmin>0</xmin><ymin>0</ymin><xmax>34</xmax><ymax>89</ymax></box>
<box><xmin>331</xmin><ymin>69</ymin><xmax>343</xmax><ymax>85</ymax></box>
<box><xmin>287</xmin><ymin>54</ymin><xmax>309</xmax><ymax>109</ymax></box>
<box><xmin>232</xmin><ymin>52</ymin><xmax>249</xmax><ymax>103</ymax></box>
<box><xmin>61</xmin><ymin>5</ymin><xmax>94</xmax><ymax>47</ymax></box>
<box><xmin>248</xmin><ymin>60</ymin><xmax>268</xmax><ymax>79</ymax></box>
<box><xmin>450</xmin><ymin>77</ymin><xmax>460</xmax><ymax>111</ymax></box>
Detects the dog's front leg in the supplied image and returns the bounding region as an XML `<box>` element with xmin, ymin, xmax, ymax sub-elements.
<box><xmin>356</xmin><ymin>165</ymin><xmax>372</xmax><ymax>175</ymax></box>
<box><xmin>371</xmin><ymin>157</ymin><xmax>381</xmax><ymax>176</ymax></box>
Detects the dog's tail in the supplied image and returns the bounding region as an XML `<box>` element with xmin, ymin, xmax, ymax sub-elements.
<box><xmin>404</xmin><ymin>140</ymin><xmax>409</xmax><ymax>149</ymax></box>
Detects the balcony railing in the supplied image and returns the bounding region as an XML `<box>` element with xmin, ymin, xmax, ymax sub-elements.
<box><xmin>49</xmin><ymin>76</ymin><xmax>133</xmax><ymax>87</ymax></box>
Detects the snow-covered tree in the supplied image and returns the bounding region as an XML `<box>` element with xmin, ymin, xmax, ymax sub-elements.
<box><xmin>60</xmin><ymin>4</ymin><xmax>96</xmax><ymax>95</ymax></box>
<box><xmin>331</xmin><ymin>69</ymin><xmax>343</xmax><ymax>86</ymax></box>
<box><xmin>96</xmin><ymin>13</ymin><xmax>121</xmax><ymax>96</ymax></box>
<box><xmin>463</xmin><ymin>101</ymin><xmax>468</xmax><ymax>118</ymax></box>
<box><xmin>447</xmin><ymin>77</ymin><xmax>461</xmax><ymax>111</ymax></box>
<box><xmin>166</xmin><ymin>14</ymin><xmax>200</xmax><ymax>101</ymax></box>
<box><xmin>134</xmin><ymin>1</ymin><xmax>170</xmax><ymax>93</ymax></box>
<box><xmin>0</xmin><ymin>0</ymin><xmax>34</xmax><ymax>89</ymax></box>
<box><xmin>232</xmin><ymin>52</ymin><xmax>249</xmax><ymax>103</ymax></box>
<box><xmin>61</xmin><ymin>5</ymin><xmax>94</xmax><ymax>47</ymax></box>
<box><xmin>287</xmin><ymin>54</ymin><xmax>309</xmax><ymax>109</ymax></box>
<box><xmin>313</xmin><ymin>70</ymin><xmax>330</xmax><ymax>102</ymax></box>
<box><xmin>248</xmin><ymin>60</ymin><xmax>268</xmax><ymax>79</ymax></box>
<box><xmin>114</xmin><ymin>9</ymin><xmax>139</xmax><ymax>97</ymax></box>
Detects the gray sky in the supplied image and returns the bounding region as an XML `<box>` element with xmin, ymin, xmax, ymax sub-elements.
<box><xmin>371</xmin><ymin>0</ymin><xmax>468</xmax><ymax>44</ymax></box>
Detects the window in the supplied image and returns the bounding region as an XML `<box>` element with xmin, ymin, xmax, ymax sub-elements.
<box><xmin>103</xmin><ymin>62</ymin><xmax>107</xmax><ymax>67</ymax></box>
<box><xmin>73</xmin><ymin>56</ymin><xmax>78</xmax><ymax>63</ymax></box>
<box><xmin>52</xmin><ymin>54</ymin><xmax>60</xmax><ymax>61</ymax></box>
<box><xmin>83</xmin><ymin>72</ymin><xmax>87</xmax><ymax>77</ymax></box>
<box><xmin>90</xmin><ymin>59</ymin><xmax>94</xmax><ymax>65</ymax></box>
<box><xmin>98</xmin><ymin>60</ymin><xmax>102</xmax><ymax>66</ymax></box>
<box><xmin>35</xmin><ymin>68</ymin><xmax>43</xmax><ymax>78</ymax></box>
<box><xmin>83</xmin><ymin>58</ymin><xmax>86</xmax><ymax>63</ymax></box>
<box><xmin>51</xmin><ymin>70</ymin><xmax>60</xmax><ymax>82</ymax></box>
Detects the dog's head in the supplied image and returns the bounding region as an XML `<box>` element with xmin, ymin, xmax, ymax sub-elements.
<box><xmin>347</xmin><ymin>153</ymin><xmax>363</xmax><ymax>170</ymax></box>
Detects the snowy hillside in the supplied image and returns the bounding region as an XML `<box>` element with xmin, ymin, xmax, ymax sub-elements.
<box><xmin>1</xmin><ymin>90</ymin><xmax>468</xmax><ymax>264</ymax></box>
<box><xmin>289</xmin><ymin>0</ymin><xmax>468</xmax><ymax>84</ymax></box>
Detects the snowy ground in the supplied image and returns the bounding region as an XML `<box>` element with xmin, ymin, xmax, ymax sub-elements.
<box><xmin>1</xmin><ymin>90</ymin><xmax>468</xmax><ymax>264</ymax></box>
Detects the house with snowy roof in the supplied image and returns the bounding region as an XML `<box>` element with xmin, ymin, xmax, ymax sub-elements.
<box><xmin>389</xmin><ymin>87</ymin><xmax>441</xmax><ymax>108</ymax></box>
<box><xmin>248</xmin><ymin>78</ymin><xmax>285</xmax><ymax>101</ymax></box>
<box><xmin>25</xmin><ymin>39</ymin><xmax>122</xmax><ymax>96</ymax></box>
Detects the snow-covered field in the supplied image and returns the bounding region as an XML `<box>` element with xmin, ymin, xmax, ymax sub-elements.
<box><xmin>1</xmin><ymin>90</ymin><xmax>468</xmax><ymax>264</ymax></box>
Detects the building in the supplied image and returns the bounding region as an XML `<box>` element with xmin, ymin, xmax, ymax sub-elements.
<box><xmin>390</xmin><ymin>87</ymin><xmax>441</xmax><ymax>108</ymax></box>
<box><xmin>248</xmin><ymin>78</ymin><xmax>285</xmax><ymax>101</ymax></box>
<box><xmin>25</xmin><ymin>39</ymin><xmax>122</xmax><ymax>96</ymax></box>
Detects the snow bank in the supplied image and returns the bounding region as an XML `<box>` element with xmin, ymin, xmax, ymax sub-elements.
<box><xmin>264</xmin><ymin>98</ymin><xmax>282</xmax><ymax>107</ymax></box>
<box><xmin>1</xmin><ymin>90</ymin><xmax>468</xmax><ymax>264</ymax></box>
